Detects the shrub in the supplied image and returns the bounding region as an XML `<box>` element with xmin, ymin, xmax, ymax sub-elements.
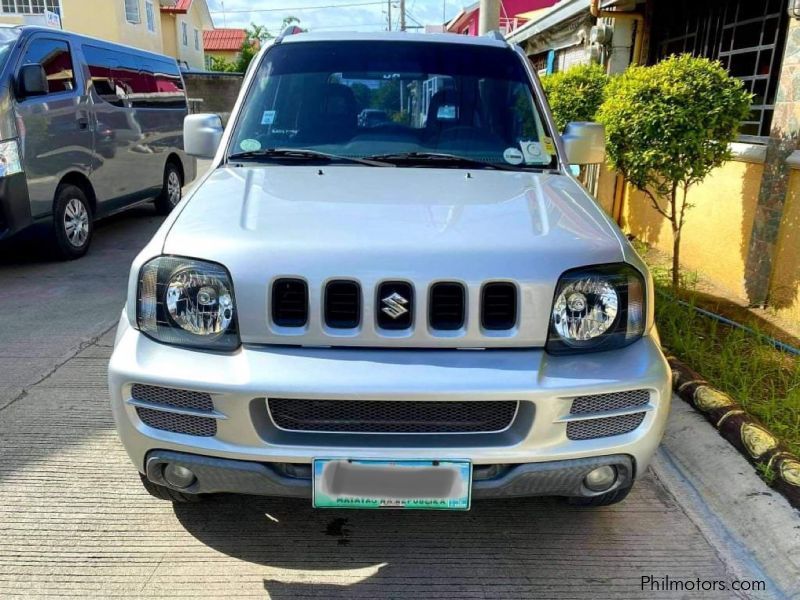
<box><xmin>541</xmin><ymin>63</ymin><xmax>609</xmax><ymax>131</ymax></box>
<box><xmin>597</xmin><ymin>55</ymin><xmax>751</xmax><ymax>289</ymax></box>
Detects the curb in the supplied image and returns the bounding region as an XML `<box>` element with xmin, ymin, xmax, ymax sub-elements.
<box><xmin>666</xmin><ymin>354</ymin><xmax>800</xmax><ymax>511</ymax></box>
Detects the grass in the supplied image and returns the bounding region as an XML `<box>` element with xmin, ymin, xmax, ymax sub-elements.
<box><xmin>648</xmin><ymin>262</ymin><xmax>800</xmax><ymax>456</ymax></box>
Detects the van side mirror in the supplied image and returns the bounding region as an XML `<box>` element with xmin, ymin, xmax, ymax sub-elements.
<box><xmin>562</xmin><ymin>122</ymin><xmax>605</xmax><ymax>165</ymax></box>
<box><xmin>184</xmin><ymin>113</ymin><xmax>224</xmax><ymax>159</ymax></box>
<box><xmin>16</xmin><ymin>64</ymin><xmax>48</xmax><ymax>98</ymax></box>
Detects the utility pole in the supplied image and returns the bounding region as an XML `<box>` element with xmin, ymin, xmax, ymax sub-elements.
<box><xmin>478</xmin><ymin>0</ymin><xmax>500</xmax><ymax>34</ymax></box>
<box><xmin>387</xmin><ymin>0</ymin><xmax>392</xmax><ymax>31</ymax></box>
<box><xmin>399</xmin><ymin>0</ymin><xmax>406</xmax><ymax>31</ymax></box>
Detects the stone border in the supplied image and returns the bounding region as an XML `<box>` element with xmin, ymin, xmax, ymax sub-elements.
<box><xmin>666</xmin><ymin>354</ymin><xmax>800</xmax><ymax>510</ymax></box>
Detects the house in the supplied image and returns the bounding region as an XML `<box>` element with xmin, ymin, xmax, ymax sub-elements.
<box><xmin>445</xmin><ymin>0</ymin><xmax>557</xmax><ymax>36</ymax></box>
<box><xmin>0</xmin><ymin>0</ymin><xmax>213</xmax><ymax>69</ymax></box>
<box><xmin>509</xmin><ymin>0</ymin><xmax>800</xmax><ymax>326</ymax></box>
<box><xmin>203</xmin><ymin>28</ymin><xmax>248</xmax><ymax>69</ymax></box>
<box><xmin>159</xmin><ymin>0</ymin><xmax>213</xmax><ymax>70</ymax></box>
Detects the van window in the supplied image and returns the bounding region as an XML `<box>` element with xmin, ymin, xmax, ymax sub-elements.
<box><xmin>22</xmin><ymin>38</ymin><xmax>75</xmax><ymax>94</ymax></box>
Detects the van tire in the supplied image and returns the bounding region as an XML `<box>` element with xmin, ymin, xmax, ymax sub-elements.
<box><xmin>52</xmin><ymin>185</ymin><xmax>93</xmax><ymax>259</ymax></box>
<box><xmin>566</xmin><ymin>484</ymin><xmax>632</xmax><ymax>507</ymax></box>
<box><xmin>139</xmin><ymin>473</ymin><xmax>204</xmax><ymax>503</ymax></box>
<box><xmin>154</xmin><ymin>162</ymin><xmax>183</xmax><ymax>215</ymax></box>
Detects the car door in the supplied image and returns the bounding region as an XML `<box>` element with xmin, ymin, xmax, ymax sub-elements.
<box><xmin>14</xmin><ymin>34</ymin><xmax>94</xmax><ymax>221</ymax></box>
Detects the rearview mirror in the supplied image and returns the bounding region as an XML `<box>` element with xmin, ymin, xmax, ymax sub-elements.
<box><xmin>184</xmin><ymin>113</ymin><xmax>224</xmax><ymax>159</ymax></box>
<box><xmin>562</xmin><ymin>122</ymin><xmax>605</xmax><ymax>165</ymax></box>
<box><xmin>16</xmin><ymin>64</ymin><xmax>48</xmax><ymax>98</ymax></box>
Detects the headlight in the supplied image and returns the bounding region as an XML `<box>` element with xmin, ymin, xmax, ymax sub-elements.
<box><xmin>546</xmin><ymin>263</ymin><xmax>645</xmax><ymax>354</ymax></box>
<box><xmin>137</xmin><ymin>256</ymin><xmax>240</xmax><ymax>351</ymax></box>
<box><xmin>0</xmin><ymin>139</ymin><xmax>23</xmax><ymax>178</ymax></box>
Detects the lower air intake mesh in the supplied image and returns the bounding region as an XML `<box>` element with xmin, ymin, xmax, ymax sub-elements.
<box><xmin>131</xmin><ymin>384</ymin><xmax>214</xmax><ymax>412</ymax></box>
<box><xmin>566</xmin><ymin>412</ymin><xmax>646</xmax><ymax>440</ymax></box>
<box><xmin>136</xmin><ymin>407</ymin><xmax>217</xmax><ymax>437</ymax></box>
<box><xmin>569</xmin><ymin>389</ymin><xmax>650</xmax><ymax>415</ymax></box>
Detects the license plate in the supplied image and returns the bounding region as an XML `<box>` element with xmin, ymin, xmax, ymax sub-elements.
<box><xmin>313</xmin><ymin>459</ymin><xmax>472</xmax><ymax>510</ymax></box>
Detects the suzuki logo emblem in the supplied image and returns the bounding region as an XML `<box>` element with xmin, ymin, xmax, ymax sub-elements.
<box><xmin>381</xmin><ymin>292</ymin><xmax>409</xmax><ymax>319</ymax></box>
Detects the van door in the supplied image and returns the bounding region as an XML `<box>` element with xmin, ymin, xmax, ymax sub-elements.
<box><xmin>14</xmin><ymin>35</ymin><xmax>94</xmax><ymax>220</ymax></box>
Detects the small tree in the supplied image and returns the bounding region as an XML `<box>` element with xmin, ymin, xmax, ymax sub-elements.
<box><xmin>597</xmin><ymin>55</ymin><xmax>751</xmax><ymax>289</ymax></box>
<box><xmin>541</xmin><ymin>63</ymin><xmax>609</xmax><ymax>132</ymax></box>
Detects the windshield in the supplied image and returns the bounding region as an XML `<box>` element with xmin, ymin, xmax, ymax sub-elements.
<box><xmin>229</xmin><ymin>41</ymin><xmax>558</xmax><ymax>170</ymax></box>
<box><xmin>0</xmin><ymin>28</ymin><xmax>19</xmax><ymax>73</ymax></box>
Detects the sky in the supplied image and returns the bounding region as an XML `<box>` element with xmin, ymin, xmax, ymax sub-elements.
<box><xmin>205</xmin><ymin>0</ymin><xmax>466</xmax><ymax>34</ymax></box>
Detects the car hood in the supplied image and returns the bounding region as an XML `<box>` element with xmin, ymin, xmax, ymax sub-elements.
<box><xmin>163</xmin><ymin>165</ymin><xmax>625</xmax><ymax>347</ymax></box>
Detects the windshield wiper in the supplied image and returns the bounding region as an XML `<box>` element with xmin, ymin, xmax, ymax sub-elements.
<box><xmin>363</xmin><ymin>151</ymin><xmax>520</xmax><ymax>171</ymax></box>
<box><xmin>227</xmin><ymin>147</ymin><xmax>392</xmax><ymax>167</ymax></box>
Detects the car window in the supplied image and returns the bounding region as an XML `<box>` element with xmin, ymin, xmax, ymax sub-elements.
<box><xmin>22</xmin><ymin>38</ymin><xmax>75</xmax><ymax>94</ymax></box>
<box><xmin>229</xmin><ymin>41</ymin><xmax>557</xmax><ymax>170</ymax></box>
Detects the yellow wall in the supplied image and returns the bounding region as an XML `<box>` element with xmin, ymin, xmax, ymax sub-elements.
<box><xmin>161</xmin><ymin>1</ymin><xmax>210</xmax><ymax>70</ymax></box>
<box><xmin>769</xmin><ymin>170</ymin><xmax>800</xmax><ymax>323</ymax></box>
<box><xmin>206</xmin><ymin>49</ymin><xmax>238</xmax><ymax>62</ymax></box>
<box><xmin>598</xmin><ymin>160</ymin><xmax>764</xmax><ymax>301</ymax></box>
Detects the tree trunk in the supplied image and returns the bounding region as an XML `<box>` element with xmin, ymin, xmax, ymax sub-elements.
<box><xmin>672</xmin><ymin>228</ymin><xmax>681</xmax><ymax>291</ymax></box>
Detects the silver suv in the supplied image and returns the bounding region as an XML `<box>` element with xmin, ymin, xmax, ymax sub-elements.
<box><xmin>108</xmin><ymin>31</ymin><xmax>670</xmax><ymax>510</ymax></box>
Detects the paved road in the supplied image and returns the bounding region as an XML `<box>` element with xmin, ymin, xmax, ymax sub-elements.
<box><xmin>0</xmin><ymin>194</ymin><xmax>774</xmax><ymax>599</ymax></box>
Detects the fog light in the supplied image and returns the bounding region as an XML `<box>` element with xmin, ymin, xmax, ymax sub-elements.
<box><xmin>163</xmin><ymin>464</ymin><xmax>196</xmax><ymax>489</ymax></box>
<box><xmin>584</xmin><ymin>465</ymin><xmax>617</xmax><ymax>492</ymax></box>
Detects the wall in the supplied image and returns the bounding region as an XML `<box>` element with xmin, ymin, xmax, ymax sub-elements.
<box><xmin>769</xmin><ymin>169</ymin><xmax>800</xmax><ymax>323</ymax></box>
<box><xmin>63</xmin><ymin>0</ymin><xmax>163</xmax><ymax>53</ymax></box>
<box><xmin>183</xmin><ymin>72</ymin><xmax>243</xmax><ymax>123</ymax></box>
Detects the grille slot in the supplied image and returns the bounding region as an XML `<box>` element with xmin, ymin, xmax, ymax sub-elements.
<box><xmin>268</xmin><ymin>399</ymin><xmax>518</xmax><ymax>434</ymax></box>
<box><xmin>131</xmin><ymin>384</ymin><xmax>214</xmax><ymax>412</ymax></box>
<box><xmin>272</xmin><ymin>278</ymin><xmax>308</xmax><ymax>327</ymax></box>
<box><xmin>569</xmin><ymin>390</ymin><xmax>650</xmax><ymax>415</ymax></box>
<box><xmin>566</xmin><ymin>412</ymin><xmax>646</xmax><ymax>440</ymax></box>
<box><xmin>136</xmin><ymin>407</ymin><xmax>217</xmax><ymax>437</ymax></box>
<box><xmin>481</xmin><ymin>282</ymin><xmax>517</xmax><ymax>330</ymax></box>
<box><xmin>429</xmin><ymin>282</ymin><xmax>466</xmax><ymax>330</ymax></box>
<box><xmin>377</xmin><ymin>281</ymin><xmax>414</xmax><ymax>330</ymax></box>
<box><xmin>325</xmin><ymin>280</ymin><xmax>361</xmax><ymax>328</ymax></box>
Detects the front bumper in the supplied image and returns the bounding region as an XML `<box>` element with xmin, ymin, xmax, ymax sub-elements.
<box><xmin>108</xmin><ymin>318</ymin><xmax>671</xmax><ymax>498</ymax></box>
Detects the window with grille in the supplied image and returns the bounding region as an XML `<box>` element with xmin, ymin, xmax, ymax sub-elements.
<box><xmin>181</xmin><ymin>21</ymin><xmax>188</xmax><ymax>46</ymax></box>
<box><xmin>1</xmin><ymin>0</ymin><xmax>60</xmax><ymax>13</ymax></box>
<box><xmin>650</xmin><ymin>0</ymin><xmax>788</xmax><ymax>141</ymax></box>
<box><xmin>145</xmin><ymin>0</ymin><xmax>155</xmax><ymax>32</ymax></box>
<box><xmin>125</xmin><ymin>0</ymin><xmax>140</xmax><ymax>24</ymax></box>
<box><xmin>194</xmin><ymin>28</ymin><xmax>199</xmax><ymax>51</ymax></box>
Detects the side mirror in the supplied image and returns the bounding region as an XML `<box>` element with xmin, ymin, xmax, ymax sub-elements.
<box><xmin>184</xmin><ymin>113</ymin><xmax>224</xmax><ymax>159</ymax></box>
<box><xmin>16</xmin><ymin>64</ymin><xmax>48</xmax><ymax>98</ymax></box>
<box><xmin>562</xmin><ymin>122</ymin><xmax>605</xmax><ymax>165</ymax></box>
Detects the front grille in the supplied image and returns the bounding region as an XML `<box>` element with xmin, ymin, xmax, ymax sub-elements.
<box><xmin>566</xmin><ymin>412</ymin><xmax>646</xmax><ymax>440</ymax></box>
<box><xmin>136</xmin><ymin>407</ymin><xmax>217</xmax><ymax>437</ymax></box>
<box><xmin>377</xmin><ymin>281</ymin><xmax>413</xmax><ymax>330</ymax></box>
<box><xmin>272</xmin><ymin>278</ymin><xmax>308</xmax><ymax>327</ymax></box>
<box><xmin>268</xmin><ymin>398</ymin><xmax>518</xmax><ymax>433</ymax></box>
<box><xmin>131</xmin><ymin>384</ymin><xmax>214</xmax><ymax>412</ymax></box>
<box><xmin>429</xmin><ymin>282</ymin><xmax>466</xmax><ymax>330</ymax></box>
<box><xmin>325</xmin><ymin>280</ymin><xmax>361</xmax><ymax>328</ymax></box>
<box><xmin>569</xmin><ymin>390</ymin><xmax>650</xmax><ymax>415</ymax></box>
<box><xmin>481</xmin><ymin>282</ymin><xmax>517</xmax><ymax>330</ymax></box>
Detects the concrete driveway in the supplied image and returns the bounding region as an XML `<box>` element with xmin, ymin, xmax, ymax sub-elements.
<box><xmin>0</xmin><ymin>189</ymin><xmax>784</xmax><ymax>599</ymax></box>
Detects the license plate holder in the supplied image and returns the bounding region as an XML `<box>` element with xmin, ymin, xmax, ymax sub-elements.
<box><xmin>312</xmin><ymin>459</ymin><xmax>472</xmax><ymax>510</ymax></box>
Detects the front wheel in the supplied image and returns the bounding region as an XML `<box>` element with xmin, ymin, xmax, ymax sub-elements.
<box><xmin>52</xmin><ymin>185</ymin><xmax>93</xmax><ymax>259</ymax></box>
<box><xmin>154</xmin><ymin>162</ymin><xmax>183</xmax><ymax>215</ymax></box>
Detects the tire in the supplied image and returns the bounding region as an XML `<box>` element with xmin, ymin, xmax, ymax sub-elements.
<box><xmin>139</xmin><ymin>473</ymin><xmax>204</xmax><ymax>504</ymax></box>
<box><xmin>567</xmin><ymin>484</ymin><xmax>633</xmax><ymax>507</ymax></box>
<box><xmin>52</xmin><ymin>184</ymin><xmax>93</xmax><ymax>260</ymax></box>
<box><xmin>154</xmin><ymin>161</ymin><xmax>183</xmax><ymax>215</ymax></box>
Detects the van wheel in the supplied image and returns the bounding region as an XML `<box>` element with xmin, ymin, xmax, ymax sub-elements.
<box><xmin>154</xmin><ymin>162</ymin><xmax>183</xmax><ymax>215</ymax></box>
<box><xmin>567</xmin><ymin>484</ymin><xmax>632</xmax><ymax>507</ymax></box>
<box><xmin>53</xmin><ymin>185</ymin><xmax>92</xmax><ymax>259</ymax></box>
<box><xmin>139</xmin><ymin>473</ymin><xmax>204</xmax><ymax>503</ymax></box>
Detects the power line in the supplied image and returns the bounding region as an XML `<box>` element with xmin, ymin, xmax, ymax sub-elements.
<box><xmin>209</xmin><ymin>1</ymin><xmax>386</xmax><ymax>14</ymax></box>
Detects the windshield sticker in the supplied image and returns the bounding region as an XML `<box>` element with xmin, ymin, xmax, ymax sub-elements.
<box><xmin>520</xmin><ymin>141</ymin><xmax>541</xmax><ymax>163</ymax></box>
<box><xmin>503</xmin><ymin>147</ymin><xmax>524</xmax><ymax>165</ymax></box>
<box><xmin>436</xmin><ymin>105</ymin><xmax>458</xmax><ymax>120</ymax></box>
<box><xmin>261</xmin><ymin>110</ymin><xmax>276</xmax><ymax>125</ymax></box>
<box><xmin>239</xmin><ymin>138</ymin><xmax>262</xmax><ymax>152</ymax></box>
<box><xmin>542</xmin><ymin>136</ymin><xmax>556</xmax><ymax>155</ymax></box>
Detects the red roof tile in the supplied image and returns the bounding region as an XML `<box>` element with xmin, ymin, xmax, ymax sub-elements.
<box><xmin>160</xmin><ymin>0</ymin><xmax>193</xmax><ymax>14</ymax></box>
<box><xmin>203</xmin><ymin>28</ymin><xmax>248</xmax><ymax>51</ymax></box>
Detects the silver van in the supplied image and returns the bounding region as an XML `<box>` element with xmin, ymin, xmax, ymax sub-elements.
<box><xmin>0</xmin><ymin>26</ymin><xmax>195</xmax><ymax>258</ymax></box>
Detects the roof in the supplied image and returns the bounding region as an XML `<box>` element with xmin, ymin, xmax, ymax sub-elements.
<box><xmin>282</xmin><ymin>30</ymin><xmax>508</xmax><ymax>47</ymax></box>
<box><xmin>505</xmin><ymin>0</ymin><xmax>589</xmax><ymax>44</ymax></box>
<box><xmin>160</xmin><ymin>0</ymin><xmax>193</xmax><ymax>14</ymax></box>
<box><xmin>203</xmin><ymin>28</ymin><xmax>247</xmax><ymax>51</ymax></box>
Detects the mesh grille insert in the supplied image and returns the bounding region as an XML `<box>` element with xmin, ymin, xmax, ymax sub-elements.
<box><xmin>136</xmin><ymin>407</ymin><xmax>217</xmax><ymax>437</ymax></box>
<box><xmin>272</xmin><ymin>278</ymin><xmax>308</xmax><ymax>327</ymax></box>
<box><xmin>131</xmin><ymin>384</ymin><xmax>214</xmax><ymax>412</ymax></box>
<box><xmin>567</xmin><ymin>412</ymin><xmax>646</xmax><ymax>440</ymax></box>
<box><xmin>481</xmin><ymin>282</ymin><xmax>517</xmax><ymax>330</ymax></box>
<box><xmin>429</xmin><ymin>282</ymin><xmax>466</xmax><ymax>330</ymax></box>
<box><xmin>325</xmin><ymin>280</ymin><xmax>361</xmax><ymax>328</ymax></box>
<box><xmin>268</xmin><ymin>399</ymin><xmax>518</xmax><ymax>434</ymax></box>
<box><xmin>569</xmin><ymin>389</ymin><xmax>650</xmax><ymax>415</ymax></box>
